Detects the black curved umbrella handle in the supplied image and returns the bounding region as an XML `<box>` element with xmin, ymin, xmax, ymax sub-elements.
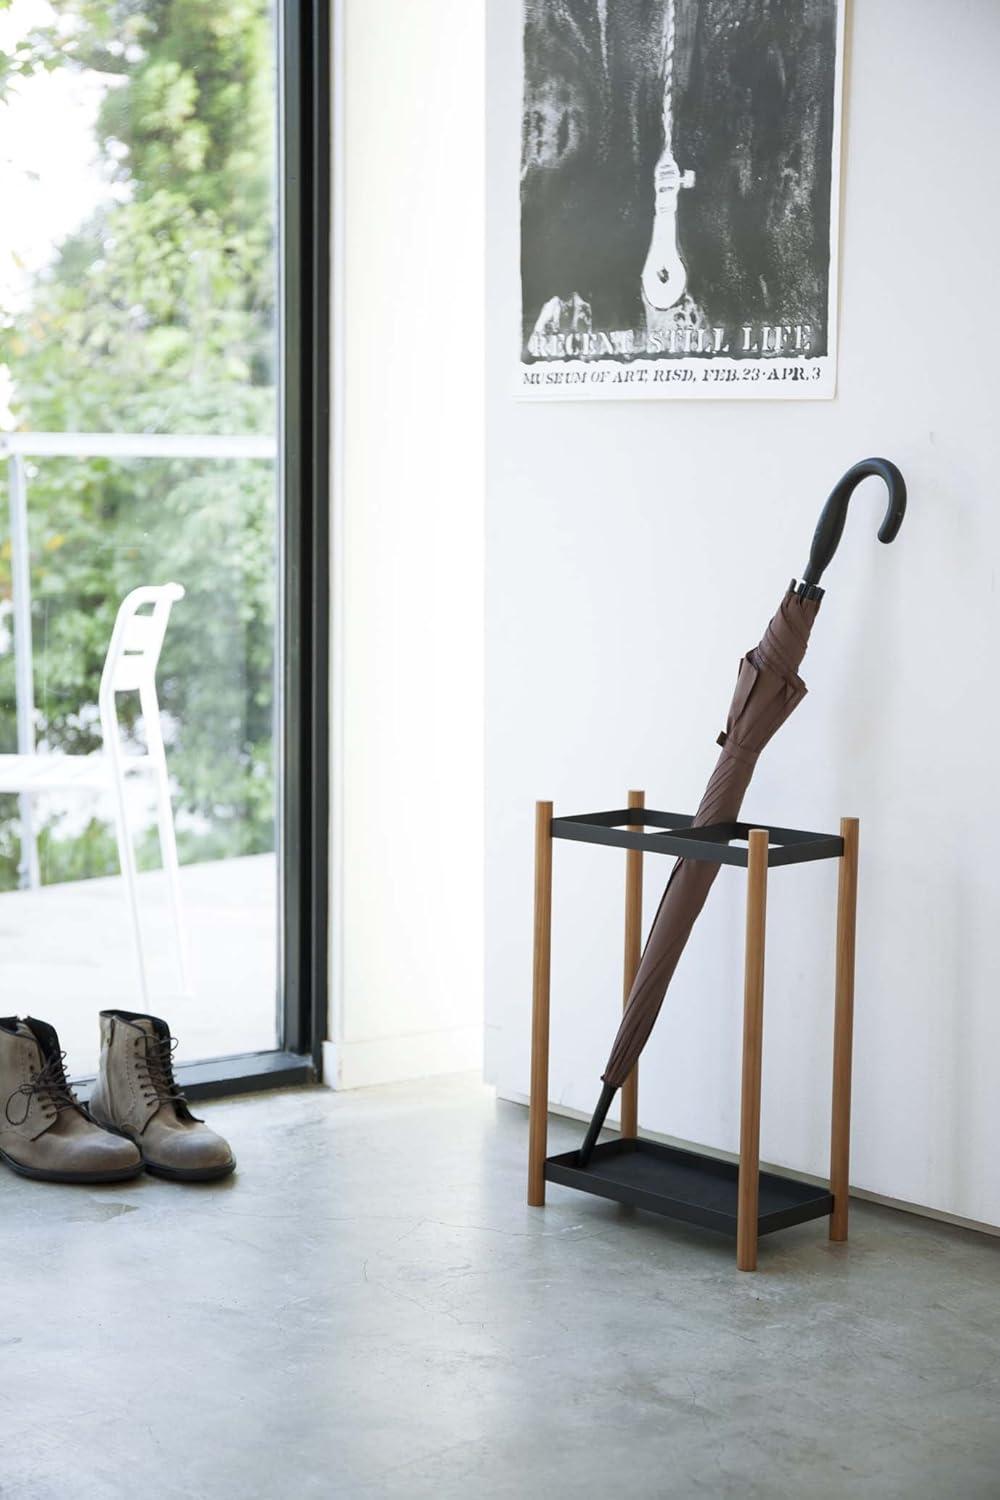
<box><xmin>796</xmin><ymin>458</ymin><xmax>907</xmax><ymax>599</ymax></box>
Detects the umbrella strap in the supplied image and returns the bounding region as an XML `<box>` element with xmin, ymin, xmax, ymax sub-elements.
<box><xmin>716</xmin><ymin>731</ymin><xmax>759</xmax><ymax>769</ymax></box>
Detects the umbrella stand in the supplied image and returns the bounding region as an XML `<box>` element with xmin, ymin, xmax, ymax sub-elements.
<box><xmin>527</xmin><ymin>801</ymin><xmax>860</xmax><ymax>1272</ymax></box>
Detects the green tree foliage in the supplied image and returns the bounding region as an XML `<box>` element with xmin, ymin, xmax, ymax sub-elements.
<box><xmin>0</xmin><ymin>0</ymin><xmax>277</xmax><ymax>887</ymax></box>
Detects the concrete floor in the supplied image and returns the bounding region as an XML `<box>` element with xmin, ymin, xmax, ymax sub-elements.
<box><xmin>2</xmin><ymin>1077</ymin><xmax>999</xmax><ymax>1500</ymax></box>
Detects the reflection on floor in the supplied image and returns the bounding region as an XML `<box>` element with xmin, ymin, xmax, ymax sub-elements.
<box><xmin>0</xmin><ymin>852</ymin><xmax>277</xmax><ymax>1075</ymax></box>
<box><xmin>2</xmin><ymin>1076</ymin><xmax>998</xmax><ymax>1498</ymax></box>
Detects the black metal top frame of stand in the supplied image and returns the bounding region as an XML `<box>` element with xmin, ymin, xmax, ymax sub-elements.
<box><xmin>551</xmin><ymin>808</ymin><xmax>844</xmax><ymax>868</ymax></box>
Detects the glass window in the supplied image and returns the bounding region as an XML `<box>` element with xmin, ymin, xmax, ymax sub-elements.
<box><xmin>0</xmin><ymin>0</ymin><xmax>280</xmax><ymax>1074</ymax></box>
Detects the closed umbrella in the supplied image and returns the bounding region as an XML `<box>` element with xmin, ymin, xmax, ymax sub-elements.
<box><xmin>579</xmin><ymin>458</ymin><xmax>907</xmax><ymax>1164</ymax></box>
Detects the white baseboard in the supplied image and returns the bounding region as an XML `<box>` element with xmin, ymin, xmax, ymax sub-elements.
<box><xmin>498</xmin><ymin>1089</ymin><xmax>1000</xmax><ymax>1240</ymax></box>
<box><xmin>323</xmin><ymin>1024</ymin><xmax>483</xmax><ymax>1090</ymax></box>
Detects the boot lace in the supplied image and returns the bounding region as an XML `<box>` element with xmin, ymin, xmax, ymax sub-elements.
<box><xmin>5</xmin><ymin>1049</ymin><xmax>79</xmax><ymax>1126</ymax></box>
<box><xmin>136</xmin><ymin>1032</ymin><xmax>187</xmax><ymax>1109</ymax></box>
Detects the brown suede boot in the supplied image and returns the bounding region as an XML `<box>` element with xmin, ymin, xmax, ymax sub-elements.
<box><xmin>0</xmin><ymin>1017</ymin><xmax>142</xmax><ymax>1183</ymax></box>
<box><xmin>89</xmin><ymin>1011</ymin><xmax>236</xmax><ymax>1182</ymax></box>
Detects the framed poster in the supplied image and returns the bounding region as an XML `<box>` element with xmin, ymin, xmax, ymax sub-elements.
<box><xmin>519</xmin><ymin>0</ymin><xmax>846</xmax><ymax>400</ymax></box>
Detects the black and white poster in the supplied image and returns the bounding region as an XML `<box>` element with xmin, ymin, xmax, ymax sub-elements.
<box><xmin>519</xmin><ymin>0</ymin><xmax>845</xmax><ymax>399</ymax></box>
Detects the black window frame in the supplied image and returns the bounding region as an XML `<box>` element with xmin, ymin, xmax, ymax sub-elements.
<box><xmin>274</xmin><ymin>0</ymin><xmax>331</xmax><ymax>1086</ymax></box>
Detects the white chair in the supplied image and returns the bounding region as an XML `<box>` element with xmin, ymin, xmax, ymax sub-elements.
<box><xmin>0</xmin><ymin>582</ymin><xmax>190</xmax><ymax>1005</ymax></box>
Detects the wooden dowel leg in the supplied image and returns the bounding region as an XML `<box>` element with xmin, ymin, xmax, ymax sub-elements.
<box><xmin>830</xmin><ymin>817</ymin><xmax>859</xmax><ymax>1242</ymax></box>
<box><xmin>737</xmin><ymin>828</ymin><xmax>769</xmax><ymax>1272</ymax></box>
<box><xmin>528</xmin><ymin>801</ymin><xmax>553</xmax><ymax>1206</ymax></box>
<box><xmin>619</xmin><ymin>788</ymin><xmax>644</xmax><ymax>1139</ymax></box>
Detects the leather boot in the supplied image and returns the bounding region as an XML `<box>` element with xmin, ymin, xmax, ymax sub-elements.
<box><xmin>89</xmin><ymin>1011</ymin><xmax>236</xmax><ymax>1181</ymax></box>
<box><xmin>0</xmin><ymin>1017</ymin><xmax>143</xmax><ymax>1183</ymax></box>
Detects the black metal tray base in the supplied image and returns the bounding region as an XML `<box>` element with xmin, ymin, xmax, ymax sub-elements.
<box><xmin>545</xmin><ymin>1137</ymin><xmax>833</xmax><ymax>1238</ymax></box>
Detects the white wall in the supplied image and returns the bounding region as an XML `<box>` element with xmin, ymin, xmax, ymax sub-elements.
<box><xmin>327</xmin><ymin>0</ymin><xmax>484</xmax><ymax>1089</ymax></box>
<box><xmin>485</xmin><ymin>0</ymin><xmax>1000</xmax><ymax>1228</ymax></box>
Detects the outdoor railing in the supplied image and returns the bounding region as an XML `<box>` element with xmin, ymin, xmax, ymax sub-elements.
<box><xmin>0</xmin><ymin>432</ymin><xmax>278</xmax><ymax>887</ymax></box>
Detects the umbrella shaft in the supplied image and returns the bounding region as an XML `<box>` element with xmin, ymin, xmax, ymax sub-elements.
<box><xmin>579</xmin><ymin>1082</ymin><xmax>617</xmax><ymax>1167</ymax></box>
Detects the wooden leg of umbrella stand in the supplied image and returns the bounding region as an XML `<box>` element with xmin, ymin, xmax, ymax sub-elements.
<box><xmin>619</xmin><ymin>788</ymin><xmax>645</xmax><ymax>1139</ymax></box>
<box><xmin>528</xmin><ymin>801</ymin><xmax>553</xmax><ymax>1207</ymax></box>
<box><xmin>830</xmin><ymin>817</ymin><xmax>859</xmax><ymax>1242</ymax></box>
<box><xmin>737</xmin><ymin>829</ymin><xmax>769</xmax><ymax>1272</ymax></box>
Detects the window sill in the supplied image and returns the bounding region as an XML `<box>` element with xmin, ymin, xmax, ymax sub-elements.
<box><xmin>76</xmin><ymin>1050</ymin><xmax>316</xmax><ymax>1105</ymax></box>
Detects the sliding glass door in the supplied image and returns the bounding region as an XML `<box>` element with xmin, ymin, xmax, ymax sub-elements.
<box><xmin>0</xmin><ymin>0</ymin><xmax>327</xmax><ymax>1085</ymax></box>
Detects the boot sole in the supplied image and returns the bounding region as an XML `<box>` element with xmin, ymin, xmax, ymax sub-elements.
<box><xmin>0</xmin><ymin>1147</ymin><xmax>143</xmax><ymax>1185</ymax></box>
<box><xmin>144</xmin><ymin>1157</ymin><xmax>237</xmax><ymax>1183</ymax></box>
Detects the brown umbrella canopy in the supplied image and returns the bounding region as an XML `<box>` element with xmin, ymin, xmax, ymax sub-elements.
<box><xmin>602</xmin><ymin>587</ymin><xmax>819</xmax><ymax>1089</ymax></box>
<box><xmin>577</xmin><ymin>458</ymin><xmax>907</xmax><ymax>1166</ymax></box>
